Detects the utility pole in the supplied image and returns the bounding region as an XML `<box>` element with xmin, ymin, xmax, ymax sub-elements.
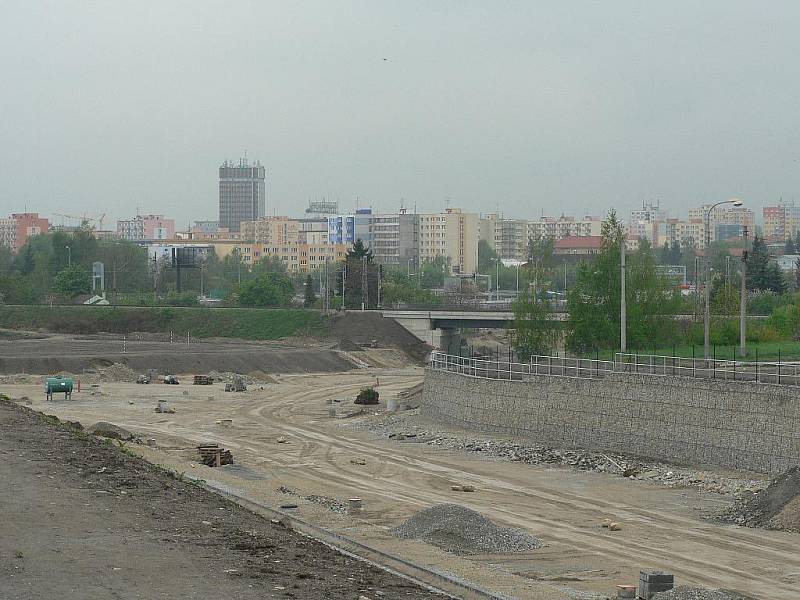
<box><xmin>694</xmin><ymin>256</ymin><xmax>699</xmax><ymax>321</ymax></box>
<box><xmin>361</xmin><ymin>255</ymin><xmax>368</xmax><ymax>310</ymax></box>
<box><xmin>495</xmin><ymin>258</ymin><xmax>500</xmax><ymax>300</ymax></box>
<box><xmin>740</xmin><ymin>226</ymin><xmax>748</xmax><ymax>357</ymax></box>
<box><xmin>705</xmin><ymin>199</ymin><xmax>743</xmax><ymax>359</ymax></box>
<box><xmin>620</xmin><ymin>237</ymin><xmax>626</xmax><ymax>353</ymax></box>
<box><xmin>342</xmin><ymin>264</ymin><xmax>347</xmax><ymax>309</ymax></box>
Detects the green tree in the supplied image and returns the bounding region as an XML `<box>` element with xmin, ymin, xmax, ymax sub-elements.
<box><xmin>238</xmin><ymin>272</ymin><xmax>294</xmax><ymax>307</ymax></box>
<box><xmin>252</xmin><ymin>255</ymin><xmax>287</xmax><ymax>275</ymax></box>
<box><xmin>478</xmin><ymin>239</ymin><xmax>498</xmax><ymax>273</ymax></box>
<box><xmin>566</xmin><ymin>210</ymin><xmax>682</xmax><ymax>351</ymax></box>
<box><xmin>511</xmin><ymin>291</ymin><xmax>560</xmax><ymax>359</ymax></box>
<box><xmin>785</xmin><ymin>237</ymin><xmax>796</xmax><ymax>255</ymax></box>
<box><xmin>0</xmin><ymin>274</ymin><xmax>39</xmax><ymax>304</ymax></box>
<box><xmin>421</xmin><ymin>255</ymin><xmax>449</xmax><ymax>288</ymax></box>
<box><xmin>303</xmin><ymin>274</ymin><xmax>317</xmax><ymax>307</ymax></box>
<box><xmin>53</xmin><ymin>265</ymin><xmax>91</xmax><ymax>298</ymax></box>
<box><xmin>347</xmin><ymin>239</ymin><xmax>373</xmax><ymax>262</ymax></box>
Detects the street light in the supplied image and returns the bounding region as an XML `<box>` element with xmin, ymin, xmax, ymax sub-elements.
<box><xmin>704</xmin><ymin>198</ymin><xmax>743</xmax><ymax>359</ymax></box>
<box><xmin>65</xmin><ymin>245</ymin><xmax>71</xmax><ymax>268</ymax></box>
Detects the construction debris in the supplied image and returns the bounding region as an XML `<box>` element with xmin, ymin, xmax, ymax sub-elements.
<box><xmin>224</xmin><ymin>375</ymin><xmax>247</xmax><ymax>392</ymax></box>
<box><xmin>193</xmin><ymin>375</ymin><xmax>213</xmax><ymax>385</ymax></box>
<box><xmin>392</xmin><ymin>504</ymin><xmax>543</xmax><ymax>555</ymax></box>
<box><xmin>87</xmin><ymin>422</ymin><xmax>134</xmax><ymax>441</ymax></box>
<box><xmin>651</xmin><ymin>585</ymin><xmax>754</xmax><ymax>599</ymax></box>
<box><xmin>197</xmin><ymin>444</ymin><xmax>233</xmax><ymax>467</ymax></box>
<box><xmin>720</xmin><ymin>466</ymin><xmax>800</xmax><ymax>532</ymax></box>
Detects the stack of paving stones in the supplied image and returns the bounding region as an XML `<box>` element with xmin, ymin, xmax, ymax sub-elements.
<box><xmin>639</xmin><ymin>571</ymin><xmax>674</xmax><ymax>599</ymax></box>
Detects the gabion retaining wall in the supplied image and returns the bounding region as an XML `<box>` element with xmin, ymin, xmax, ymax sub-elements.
<box><xmin>422</xmin><ymin>369</ymin><xmax>800</xmax><ymax>474</ymax></box>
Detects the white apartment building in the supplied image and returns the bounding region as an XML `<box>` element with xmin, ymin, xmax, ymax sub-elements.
<box><xmin>0</xmin><ymin>219</ymin><xmax>16</xmax><ymax>250</ymax></box>
<box><xmin>479</xmin><ymin>214</ymin><xmax>528</xmax><ymax>261</ymax></box>
<box><xmin>526</xmin><ymin>215</ymin><xmax>602</xmax><ymax>241</ymax></box>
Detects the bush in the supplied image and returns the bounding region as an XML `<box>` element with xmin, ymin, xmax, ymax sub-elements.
<box><xmin>354</xmin><ymin>387</ymin><xmax>379</xmax><ymax>405</ymax></box>
<box><xmin>765</xmin><ymin>304</ymin><xmax>800</xmax><ymax>338</ymax></box>
<box><xmin>748</xmin><ymin>291</ymin><xmax>793</xmax><ymax>316</ymax></box>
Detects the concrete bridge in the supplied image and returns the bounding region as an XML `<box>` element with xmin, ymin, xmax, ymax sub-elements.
<box><xmin>381</xmin><ymin>309</ymin><xmax>548</xmax><ymax>349</ymax></box>
<box><xmin>381</xmin><ymin>309</ymin><xmax>763</xmax><ymax>350</ymax></box>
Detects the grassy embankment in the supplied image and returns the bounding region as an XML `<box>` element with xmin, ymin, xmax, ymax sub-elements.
<box><xmin>0</xmin><ymin>305</ymin><xmax>324</xmax><ymax>340</ymax></box>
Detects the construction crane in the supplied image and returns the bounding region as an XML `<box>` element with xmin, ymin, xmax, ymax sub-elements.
<box><xmin>54</xmin><ymin>213</ymin><xmax>106</xmax><ymax>230</ymax></box>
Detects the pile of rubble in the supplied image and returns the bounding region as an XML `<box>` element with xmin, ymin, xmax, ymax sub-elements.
<box><xmin>392</xmin><ymin>503</ymin><xmax>543</xmax><ymax>555</ymax></box>
<box><xmin>95</xmin><ymin>363</ymin><xmax>137</xmax><ymax>382</ymax></box>
<box><xmin>348</xmin><ymin>410</ymin><xmax>769</xmax><ymax>498</ymax></box>
<box><xmin>278</xmin><ymin>486</ymin><xmax>348</xmax><ymax>514</ymax></box>
<box><xmin>720</xmin><ymin>466</ymin><xmax>800</xmax><ymax>532</ymax></box>
<box><xmin>653</xmin><ymin>585</ymin><xmax>754</xmax><ymax>599</ymax></box>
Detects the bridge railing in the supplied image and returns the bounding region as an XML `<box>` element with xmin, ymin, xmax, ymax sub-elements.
<box><xmin>429</xmin><ymin>350</ymin><xmax>800</xmax><ymax>387</ymax></box>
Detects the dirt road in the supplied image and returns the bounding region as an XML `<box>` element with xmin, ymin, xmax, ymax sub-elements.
<box><xmin>7</xmin><ymin>369</ymin><xmax>799</xmax><ymax>599</ymax></box>
<box><xmin>0</xmin><ymin>399</ymin><xmax>442</xmax><ymax>600</ymax></box>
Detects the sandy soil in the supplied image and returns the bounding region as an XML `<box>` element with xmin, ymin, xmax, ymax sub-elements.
<box><xmin>5</xmin><ymin>369</ymin><xmax>800</xmax><ymax>600</ymax></box>
<box><xmin>0</xmin><ymin>334</ymin><xmax>355</xmax><ymax>375</ymax></box>
<box><xmin>0</xmin><ymin>399</ymin><xmax>442</xmax><ymax>600</ymax></box>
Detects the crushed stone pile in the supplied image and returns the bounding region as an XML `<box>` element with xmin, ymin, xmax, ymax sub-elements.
<box><xmin>392</xmin><ymin>504</ymin><xmax>543</xmax><ymax>555</ymax></box>
<box><xmin>653</xmin><ymin>585</ymin><xmax>755</xmax><ymax>600</ymax></box>
<box><xmin>207</xmin><ymin>370</ymin><xmax>276</xmax><ymax>384</ymax></box>
<box><xmin>720</xmin><ymin>466</ymin><xmax>800</xmax><ymax>532</ymax></box>
<box><xmin>97</xmin><ymin>363</ymin><xmax>137</xmax><ymax>382</ymax></box>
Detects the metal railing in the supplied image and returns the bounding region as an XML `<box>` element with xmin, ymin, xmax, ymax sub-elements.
<box><xmin>429</xmin><ymin>350</ymin><xmax>800</xmax><ymax>387</ymax></box>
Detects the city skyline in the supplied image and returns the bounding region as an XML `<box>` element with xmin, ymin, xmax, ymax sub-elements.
<box><xmin>3</xmin><ymin>2</ymin><xmax>800</xmax><ymax>224</ymax></box>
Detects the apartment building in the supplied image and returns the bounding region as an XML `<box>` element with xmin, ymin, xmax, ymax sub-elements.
<box><xmin>213</xmin><ymin>241</ymin><xmax>347</xmax><ymax>273</ymax></box>
<box><xmin>688</xmin><ymin>205</ymin><xmax>754</xmax><ymax>244</ymax></box>
<box><xmin>0</xmin><ymin>213</ymin><xmax>49</xmax><ymax>252</ymax></box>
<box><xmin>629</xmin><ymin>202</ymin><xmax>666</xmax><ymax>242</ymax></box>
<box><xmin>479</xmin><ymin>214</ymin><xmax>528</xmax><ymax>261</ymax></box>
<box><xmin>418</xmin><ymin>208</ymin><xmax>478</xmax><ymax>274</ymax></box>
<box><xmin>239</xmin><ymin>216</ymin><xmax>299</xmax><ymax>245</ymax></box>
<box><xmin>763</xmin><ymin>202</ymin><xmax>800</xmax><ymax>241</ymax></box>
<box><xmin>526</xmin><ymin>215</ymin><xmax>602</xmax><ymax>241</ymax></box>
<box><xmin>0</xmin><ymin>219</ymin><xmax>15</xmax><ymax>250</ymax></box>
<box><xmin>117</xmin><ymin>214</ymin><xmax>175</xmax><ymax>241</ymax></box>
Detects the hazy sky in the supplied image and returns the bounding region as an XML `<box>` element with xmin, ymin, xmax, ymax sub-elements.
<box><xmin>2</xmin><ymin>1</ymin><xmax>800</xmax><ymax>227</ymax></box>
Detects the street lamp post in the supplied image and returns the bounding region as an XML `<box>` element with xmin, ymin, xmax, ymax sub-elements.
<box><xmin>740</xmin><ymin>226</ymin><xmax>749</xmax><ymax>357</ymax></box>
<box><xmin>704</xmin><ymin>199</ymin><xmax>743</xmax><ymax>359</ymax></box>
<box><xmin>65</xmin><ymin>245</ymin><xmax>71</xmax><ymax>268</ymax></box>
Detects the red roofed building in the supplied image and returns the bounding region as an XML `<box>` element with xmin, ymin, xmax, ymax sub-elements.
<box><xmin>554</xmin><ymin>236</ymin><xmax>603</xmax><ymax>259</ymax></box>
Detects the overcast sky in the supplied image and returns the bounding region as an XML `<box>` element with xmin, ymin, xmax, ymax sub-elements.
<box><xmin>2</xmin><ymin>1</ymin><xmax>799</xmax><ymax>227</ymax></box>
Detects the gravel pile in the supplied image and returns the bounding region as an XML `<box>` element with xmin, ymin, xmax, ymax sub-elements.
<box><xmin>392</xmin><ymin>503</ymin><xmax>543</xmax><ymax>555</ymax></box>
<box><xmin>652</xmin><ymin>585</ymin><xmax>755</xmax><ymax>599</ymax></box>
<box><xmin>278</xmin><ymin>486</ymin><xmax>348</xmax><ymax>514</ymax></box>
<box><xmin>97</xmin><ymin>363</ymin><xmax>137</xmax><ymax>382</ymax></box>
<box><xmin>346</xmin><ymin>410</ymin><xmax>768</xmax><ymax>498</ymax></box>
<box><xmin>719</xmin><ymin>466</ymin><xmax>800</xmax><ymax>532</ymax></box>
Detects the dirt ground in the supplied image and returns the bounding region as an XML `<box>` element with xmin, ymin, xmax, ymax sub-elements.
<box><xmin>0</xmin><ymin>398</ymin><xmax>443</xmax><ymax>600</ymax></box>
<box><xmin>0</xmin><ymin>333</ymin><xmax>356</xmax><ymax>375</ymax></box>
<box><xmin>5</xmin><ymin>368</ymin><xmax>799</xmax><ymax>600</ymax></box>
